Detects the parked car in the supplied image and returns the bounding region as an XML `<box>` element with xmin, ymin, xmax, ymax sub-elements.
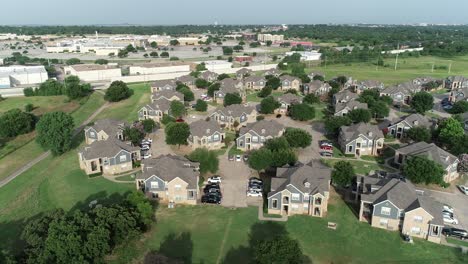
<box><xmin>141</xmin><ymin>140</ymin><xmax>151</xmax><ymax>145</ymax></box>
<box><xmin>320</xmin><ymin>141</ymin><xmax>333</xmax><ymax>147</ymax></box>
<box><xmin>247</xmin><ymin>190</ymin><xmax>263</xmax><ymax>197</ymax></box>
<box><xmin>207</xmin><ymin>188</ymin><xmax>222</xmax><ymax>197</ymax></box>
<box><xmin>443</xmin><ymin>204</ymin><xmax>454</xmax><ymax>214</ymax></box>
<box><xmin>228</xmin><ymin>154</ymin><xmax>234</xmax><ymax>161</ymax></box>
<box><xmin>248</xmin><ymin>184</ymin><xmax>262</xmax><ymax>192</ymax></box>
<box><xmin>208</xmin><ymin>176</ymin><xmax>222</xmax><ymax>184</ymax></box>
<box><xmin>443</xmin><ymin>104</ymin><xmax>453</xmax><ymax>110</ymax></box>
<box><xmin>457</xmin><ymin>185</ymin><xmax>468</xmax><ymax>195</ymax></box>
<box><xmin>443</xmin><ymin>215</ymin><xmax>459</xmax><ymax>225</ymax></box>
<box><xmin>141</xmin><ymin>145</ymin><xmax>150</xmax><ymax>151</ymax></box>
<box><xmin>236</xmin><ymin>155</ymin><xmax>242</xmax><ymax>162</ymax></box>
<box><xmin>249</xmin><ymin>177</ymin><xmax>263</xmax><ymax>185</ymax></box>
<box><xmin>142</xmin><ymin>153</ymin><xmax>152</xmax><ymax>159</ymax></box>
<box><xmin>442</xmin><ymin>227</ymin><xmax>468</xmax><ymax>240</ymax></box>
<box><xmin>201</xmin><ymin>194</ymin><xmax>221</xmax><ymax>204</ymax></box>
<box><xmin>441</xmin><ymin>98</ymin><xmax>450</xmax><ymax>105</ymax></box>
<box><xmin>443</xmin><ymin>211</ymin><xmax>454</xmax><ymax>218</ymax></box>
<box><xmin>319</xmin><ymin>152</ymin><xmax>332</xmax><ymax>157</ymax></box>
<box><xmin>203</xmin><ymin>183</ymin><xmax>220</xmax><ymax>193</ymax></box>
<box><xmin>320</xmin><ymin>145</ymin><xmax>333</xmax><ymax>151</ymax></box>
<box><xmin>144</xmin><ymin>138</ymin><xmax>153</xmax><ymax>143</ymax></box>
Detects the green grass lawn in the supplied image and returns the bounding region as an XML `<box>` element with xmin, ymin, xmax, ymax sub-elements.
<box><xmin>311</xmin><ymin>55</ymin><xmax>468</xmax><ymax>85</ymax></box>
<box><xmin>0</xmin><ymin>93</ymin><xmax>105</xmax><ymax>181</ymax></box>
<box><xmin>246</xmin><ymin>91</ymin><xmax>283</xmax><ymax>103</ymax></box>
<box><xmin>228</xmin><ymin>145</ymin><xmax>244</xmax><ymax>156</ymax></box>
<box><xmin>109</xmin><ymin>193</ymin><xmax>467</xmax><ymax>264</ymax></box>
<box><xmin>447</xmin><ymin>238</ymin><xmax>468</xmax><ymax>248</ymax></box>
<box><xmin>115</xmin><ymin>174</ymin><xmax>138</xmax><ymax>181</ymax></box>
<box><xmin>322</xmin><ymin>159</ymin><xmax>395</xmax><ymax>175</ymax></box>
<box><xmin>94</xmin><ymin>83</ymin><xmax>150</xmax><ymax>122</ymax></box>
<box><xmin>0</xmin><ymin>95</ymin><xmax>79</xmax><ymax>115</ymax></box>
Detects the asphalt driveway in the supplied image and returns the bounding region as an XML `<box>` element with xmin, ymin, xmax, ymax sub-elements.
<box><xmin>424</xmin><ymin>188</ymin><xmax>468</xmax><ymax>231</ymax></box>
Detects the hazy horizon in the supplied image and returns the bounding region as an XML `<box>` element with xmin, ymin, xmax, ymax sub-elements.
<box><xmin>1</xmin><ymin>0</ymin><xmax>468</xmax><ymax>26</ymax></box>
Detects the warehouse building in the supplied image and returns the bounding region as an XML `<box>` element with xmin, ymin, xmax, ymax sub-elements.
<box><xmin>0</xmin><ymin>66</ymin><xmax>48</xmax><ymax>89</ymax></box>
<box><xmin>129</xmin><ymin>62</ymin><xmax>192</xmax><ymax>76</ymax></box>
<box><xmin>64</xmin><ymin>64</ymin><xmax>122</xmax><ymax>82</ymax></box>
<box><xmin>202</xmin><ymin>60</ymin><xmax>233</xmax><ymax>71</ymax></box>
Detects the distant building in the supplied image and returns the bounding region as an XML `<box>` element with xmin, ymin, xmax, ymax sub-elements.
<box><xmin>0</xmin><ymin>66</ymin><xmax>48</xmax><ymax>89</ymax></box>
<box><xmin>64</xmin><ymin>64</ymin><xmax>122</xmax><ymax>82</ymax></box>
<box><xmin>188</xmin><ymin>120</ymin><xmax>226</xmax><ymax>150</ymax></box>
<box><xmin>129</xmin><ymin>62</ymin><xmax>191</xmax><ymax>76</ymax></box>
<box><xmin>339</xmin><ymin>123</ymin><xmax>384</xmax><ymax>157</ymax></box>
<box><xmin>285</xmin><ymin>51</ymin><xmax>321</xmax><ymax>61</ymax></box>
<box><xmin>147</xmin><ymin>35</ymin><xmax>172</xmax><ymax>46</ymax></box>
<box><xmin>235</xmin><ymin>56</ymin><xmax>253</xmax><ymax>63</ymax></box>
<box><xmin>290</xmin><ymin>41</ymin><xmax>313</xmax><ymax>48</ymax></box>
<box><xmin>202</xmin><ymin>60</ymin><xmax>233</xmax><ymax>71</ymax></box>
<box><xmin>236</xmin><ymin>120</ymin><xmax>285</xmax><ymax>151</ymax></box>
<box><xmin>257</xmin><ymin>34</ymin><xmax>284</xmax><ymax>43</ymax></box>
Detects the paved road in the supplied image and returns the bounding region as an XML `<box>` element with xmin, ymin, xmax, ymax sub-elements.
<box><xmin>424</xmin><ymin>188</ymin><xmax>468</xmax><ymax>231</ymax></box>
<box><xmin>0</xmin><ymin>101</ymin><xmax>109</xmax><ymax>188</ymax></box>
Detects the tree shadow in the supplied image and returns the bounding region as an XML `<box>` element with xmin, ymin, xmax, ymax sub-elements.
<box><xmin>154</xmin><ymin>232</ymin><xmax>193</xmax><ymax>264</ymax></box>
<box><xmin>222</xmin><ymin>222</ymin><xmax>313</xmax><ymax>264</ymax></box>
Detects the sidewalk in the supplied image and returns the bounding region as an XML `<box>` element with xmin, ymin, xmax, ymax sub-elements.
<box><xmin>257</xmin><ymin>205</ymin><xmax>288</xmax><ymax>222</ymax></box>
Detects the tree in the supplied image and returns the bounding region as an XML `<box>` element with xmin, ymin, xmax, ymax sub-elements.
<box><xmin>207</xmin><ymin>82</ymin><xmax>221</xmax><ymax>97</ymax></box>
<box><xmin>303</xmin><ymin>94</ymin><xmax>320</xmax><ymax>104</ymax></box>
<box><xmin>161</xmin><ymin>114</ymin><xmax>176</xmax><ymax>125</ymax></box>
<box><xmin>0</xmin><ymin>109</ymin><xmax>35</xmax><ymax>138</ymax></box>
<box><xmin>141</xmin><ymin>119</ymin><xmax>157</xmax><ymax>133</ymax></box>
<box><xmin>63</xmin><ymin>76</ymin><xmax>91</xmax><ymax>100</ymax></box>
<box><xmin>170</xmin><ymin>101</ymin><xmax>186</xmax><ymax>118</ymax></box>
<box><xmin>265</xmin><ymin>76</ymin><xmax>281</xmax><ymax>90</ymax></box>
<box><xmin>222</xmin><ymin>46</ymin><xmax>233</xmax><ymax>55</ymax></box>
<box><xmin>150</xmin><ymin>41</ymin><xmax>158</xmax><ymax>48</ymax></box>
<box><xmin>165</xmin><ymin>122</ymin><xmax>190</xmax><ymax>147</ymax></box>
<box><xmin>217</xmin><ymin>73</ymin><xmax>230</xmax><ymax>81</ymax></box>
<box><xmin>437</xmin><ymin>117</ymin><xmax>464</xmax><ymax>145</ymax></box>
<box><xmin>195</xmin><ymin>78</ymin><xmax>210</xmax><ymax>88</ymax></box>
<box><xmin>271</xmin><ymin>148</ymin><xmax>297</xmax><ymax>167</ymax></box>
<box><xmin>258</xmin><ymin>86</ymin><xmax>272</xmax><ymax>98</ymax></box>
<box><xmin>450</xmin><ymin>101</ymin><xmax>468</xmax><ymax>114</ymax></box>
<box><xmin>253</xmin><ymin>236</ymin><xmax>303</xmax><ymax>264</ymax></box>
<box><xmin>169</xmin><ymin>39</ymin><xmax>180</xmax><ymax>46</ymax></box>
<box><xmin>196</xmin><ymin>63</ymin><xmax>207</xmax><ymax>71</ymax></box>
<box><xmin>332</xmin><ymin>161</ymin><xmax>355</xmax><ymax>188</ymax></box>
<box><xmin>248</xmin><ymin>148</ymin><xmax>273</xmax><ymax>171</ymax></box>
<box><xmin>94</xmin><ymin>59</ymin><xmax>108</xmax><ymax>65</ymax></box>
<box><xmin>118</xmin><ymin>49</ymin><xmax>128</xmax><ymax>58</ymax></box>
<box><xmin>104</xmin><ymin>81</ymin><xmax>133</xmax><ymax>102</ymax></box>
<box><xmin>449</xmin><ymin>134</ymin><xmax>468</xmax><ymax>156</ymax></box>
<box><xmin>188</xmin><ymin>148</ymin><xmax>219</xmax><ymax>174</ymax></box>
<box><xmin>313</xmin><ymin>75</ymin><xmax>325</xmax><ymax>81</ymax></box>
<box><xmin>223</xmin><ymin>93</ymin><xmax>242</xmax><ymax>106</ymax></box>
<box><xmin>289</xmin><ymin>103</ymin><xmax>315</xmax><ymax>121</ymax></box>
<box><xmin>194</xmin><ymin>99</ymin><xmax>208</xmax><ymax>112</ymax></box>
<box><xmin>260</xmin><ymin>96</ymin><xmax>280</xmax><ymax>114</ymax></box>
<box><xmin>324</xmin><ymin>116</ymin><xmax>352</xmax><ymax>135</ymax></box>
<box><xmin>403</xmin><ymin>156</ymin><xmax>445</xmax><ymax>184</ymax></box>
<box><xmin>233</xmin><ymin>45</ymin><xmax>244</xmax><ymax>52</ymax></box>
<box><xmin>149</xmin><ymin>51</ymin><xmax>158</xmax><ymax>57</ymax></box>
<box><xmin>25</xmin><ymin>103</ymin><xmax>34</xmax><ymax>112</ymax></box>
<box><xmin>406</xmin><ymin>126</ymin><xmax>431</xmax><ymax>142</ymax></box>
<box><xmin>125</xmin><ymin>44</ymin><xmax>137</xmax><ymax>52</ymax></box>
<box><xmin>264</xmin><ymin>137</ymin><xmax>290</xmax><ymax>152</ymax></box>
<box><xmin>178</xmin><ymin>87</ymin><xmax>195</xmax><ymax>102</ymax></box>
<box><xmin>160</xmin><ymin>51</ymin><xmax>169</xmax><ymax>58</ymax></box>
<box><xmin>36</xmin><ymin>111</ymin><xmax>74</xmax><ymax>155</ymax></box>
<box><xmin>123</xmin><ymin>127</ymin><xmax>144</xmax><ymax>146</ymax></box>
<box><xmin>266</xmin><ymin>40</ymin><xmax>272</xmax><ymax>47</ymax></box>
<box><xmin>410</xmin><ymin>91</ymin><xmax>434</xmax><ymax>114</ymax></box>
<box><xmin>370</xmin><ymin>100</ymin><xmax>390</xmax><ymax>118</ymax></box>
<box><xmin>65</xmin><ymin>58</ymin><xmax>81</xmax><ymax>65</ymax></box>
<box><xmin>284</xmin><ymin>128</ymin><xmax>312</xmax><ymax>148</ymax></box>
<box><xmin>348</xmin><ymin>109</ymin><xmax>372</xmax><ymax>123</ymax></box>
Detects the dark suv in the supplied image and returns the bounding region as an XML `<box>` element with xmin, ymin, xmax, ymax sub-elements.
<box><xmin>442</xmin><ymin>227</ymin><xmax>468</xmax><ymax>240</ymax></box>
<box><xmin>201</xmin><ymin>194</ymin><xmax>221</xmax><ymax>204</ymax></box>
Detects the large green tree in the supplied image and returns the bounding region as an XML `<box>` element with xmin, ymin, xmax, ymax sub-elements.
<box><xmin>289</xmin><ymin>103</ymin><xmax>315</xmax><ymax>121</ymax></box>
<box><xmin>406</xmin><ymin>126</ymin><xmax>431</xmax><ymax>142</ymax></box>
<box><xmin>0</xmin><ymin>108</ymin><xmax>35</xmax><ymax>138</ymax></box>
<box><xmin>188</xmin><ymin>148</ymin><xmax>219</xmax><ymax>174</ymax></box>
<box><xmin>403</xmin><ymin>156</ymin><xmax>445</xmax><ymax>184</ymax></box>
<box><xmin>303</xmin><ymin>94</ymin><xmax>320</xmax><ymax>104</ymax></box>
<box><xmin>223</xmin><ymin>93</ymin><xmax>242</xmax><ymax>106</ymax></box>
<box><xmin>178</xmin><ymin>87</ymin><xmax>195</xmax><ymax>102</ymax></box>
<box><xmin>450</xmin><ymin>101</ymin><xmax>468</xmax><ymax>114</ymax></box>
<box><xmin>348</xmin><ymin>109</ymin><xmax>372</xmax><ymax>123</ymax></box>
<box><xmin>410</xmin><ymin>91</ymin><xmax>434</xmax><ymax>114</ymax></box>
<box><xmin>194</xmin><ymin>99</ymin><xmax>208</xmax><ymax>112</ymax></box>
<box><xmin>260</xmin><ymin>96</ymin><xmax>280</xmax><ymax>114</ymax></box>
<box><xmin>36</xmin><ymin>111</ymin><xmax>74</xmax><ymax>155</ymax></box>
<box><xmin>165</xmin><ymin>122</ymin><xmax>190</xmax><ymax>147</ymax></box>
<box><xmin>253</xmin><ymin>236</ymin><xmax>304</xmax><ymax>264</ymax></box>
<box><xmin>437</xmin><ymin>117</ymin><xmax>464</xmax><ymax>145</ymax></box>
<box><xmin>170</xmin><ymin>101</ymin><xmax>186</xmax><ymax>118</ymax></box>
<box><xmin>324</xmin><ymin>116</ymin><xmax>352</xmax><ymax>136</ymax></box>
<box><xmin>332</xmin><ymin>161</ymin><xmax>355</xmax><ymax>188</ymax></box>
<box><xmin>63</xmin><ymin>76</ymin><xmax>91</xmax><ymax>100</ymax></box>
<box><xmin>248</xmin><ymin>148</ymin><xmax>273</xmax><ymax>171</ymax></box>
<box><xmin>124</xmin><ymin>127</ymin><xmax>145</xmax><ymax>146</ymax></box>
<box><xmin>265</xmin><ymin>77</ymin><xmax>281</xmax><ymax>90</ymax></box>
<box><xmin>104</xmin><ymin>81</ymin><xmax>133</xmax><ymax>102</ymax></box>
<box><xmin>284</xmin><ymin>128</ymin><xmax>312</xmax><ymax>148</ymax></box>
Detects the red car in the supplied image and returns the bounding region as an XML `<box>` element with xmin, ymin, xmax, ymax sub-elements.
<box><xmin>176</xmin><ymin>118</ymin><xmax>185</xmax><ymax>123</ymax></box>
<box><xmin>320</xmin><ymin>145</ymin><xmax>333</xmax><ymax>151</ymax></box>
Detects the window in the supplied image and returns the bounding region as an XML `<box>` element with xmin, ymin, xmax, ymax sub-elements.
<box><xmin>252</xmin><ymin>136</ymin><xmax>258</xmax><ymax>142</ymax></box>
<box><xmin>348</xmin><ymin>146</ymin><xmax>353</xmax><ymax>152</ymax></box>
<box><xmin>381</xmin><ymin>207</ymin><xmax>391</xmax><ymax>216</ymax></box>
<box><xmin>414</xmin><ymin>216</ymin><xmax>423</xmax><ymax>223</ymax></box>
<box><xmin>213</xmin><ymin>134</ymin><xmax>219</xmax><ymax>141</ymax></box>
<box><xmin>272</xmin><ymin>199</ymin><xmax>278</xmax><ymax>209</ymax></box>
<box><xmin>260</xmin><ymin>136</ymin><xmax>265</xmax><ymax>142</ymax></box>
<box><xmin>411</xmin><ymin>227</ymin><xmax>421</xmax><ymax>235</ymax></box>
<box><xmin>292</xmin><ymin>193</ymin><xmax>300</xmax><ymax>201</ymax></box>
<box><xmin>175</xmin><ymin>184</ymin><xmax>182</xmax><ymax>191</ymax></box>
<box><xmin>220</xmin><ymin>116</ymin><xmax>225</xmax><ymax>121</ymax></box>
<box><xmin>303</xmin><ymin>194</ymin><xmax>309</xmax><ymax>200</ymax></box>
<box><xmin>356</xmin><ymin>143</ymin><xmax>361</xmax><ymax>148</ymax></box>
<box><xmin>175</xmin><ymin>195</ymin><xmax>183</xmax><ymax>201</ymax></box>
<box><xmin>150</xmin><ymin>181</ymin><xmax>159</xmax><ymax>189</ymax></box>
<box><xmin>90</xmin><ymin>131</ymin><xmax>96</xmax><ymax>137</ymax></box>
<box><xmin>119</xmin><ymin>155</ymin><xmax>127</xmax><ymax>162</ymax></box>
<box><xmin>379</xmin><ymin>218</ymin><xmax>388</xmax><ymax>226</ymax></box>
<box><xmin>188</xmin><ymin>190</ymin><xmax>195</xmax><ymax>199</ymax></box>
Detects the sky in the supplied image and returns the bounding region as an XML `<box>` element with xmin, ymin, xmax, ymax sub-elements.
<box><xmin>2</xmin><ymin>0</ymin><xmax>468</xmax><ymax>25</ymax></box>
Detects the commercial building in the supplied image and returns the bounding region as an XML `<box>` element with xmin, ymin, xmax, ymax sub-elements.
<box><xmin>129</xmin><ymin>62</ymin><xmax>192</xmax><ymax>76</ymax></box>
<box><xmin>201</xmin><ymin>60</ymin><xmax>233</xmax><ymax>71</ymax></box>
<box><xmin>46</xmin><ymin>39</ymin><xmax>126</xmax><ymax>55</ymax></box>
<box><xmin>0</xmin><ymin>66</ymin><xmax>48</xmax><ymax>89</ymax></box>
<box><xmin>64</xmin><ymin>64</ymin><xmax>122</xmax><ymax>82</ymax></box>
<box><xmin>147</xmin><ymin>35</ymin><xmax>172</xmax><ymax>46</ymax></box>
<box><xmin>257</xmin><ymin>34</ymin><xmax>284</xmax><ymax>43</ymax></box>
<box><xmin>285</xmin><ymin>51</ymin><xmax>322</xmax><ymax>61</ymax></box>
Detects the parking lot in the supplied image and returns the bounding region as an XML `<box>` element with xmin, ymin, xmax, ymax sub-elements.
<box><xmin>425</xmin><ymin>188</ymin><xmax>468</xmax><ymax>231</ymax></box>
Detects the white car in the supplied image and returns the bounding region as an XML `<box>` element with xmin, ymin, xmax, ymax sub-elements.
<box><xmin>143</xmin><ymin>138</ymin><xmax>153</xmax><ymax>143</ymax></box>
<box><xmin>142</xmin><ymin>154</ymin><xmax>152</xmax><ymax>159</ymax></box>
<box><xmin>235</xmin><ymin>155</ymin><xmax>242</xmax><ymax>162</ymax></box>
<box><xmin>458</xmin><ymin>185</ymin><xmax>468</xmax><ymax>195</ymax></box>
<box><xmin>443</xmin><ymin>215</ymin><xmax>459</xmax><ymax>225</ymax></box>
<box><xmin>208</xmin><ymin>176</ymin><xmax>222</xmax><ymax>184</ymax></box>
<box><xmin>249</xmin><ymin>177</ymin><xmax>263</xmax><ymax>185</ymax></box>
<box><xmin>247</xmin><ymin>191</ymin><xmax>262</xmax><ymax>197</ymax></box>
<box><xmin>141</xmin><ymin>145</ymin><xmax>150</xmax><ymax>151</ymax></box>
<box><xmin>443</xmin><ymin>204</ymin><xmax>454</xmax><ymax>214</ymax></box>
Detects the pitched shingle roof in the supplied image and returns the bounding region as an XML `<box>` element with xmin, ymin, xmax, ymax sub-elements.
<box><xmin>239</xmin><ymin>120</ymin><xmax>284</xmax><ymax>138</ymax></box>
<box><xmin>269</xmin><ymin>160</ymin><xmax>331</xmax><ymax>197</ymax></box>
<box><xmin>80</xmin><ymin>139</ymin><xmax>138</xmax><ymax>160</ymax></box>
<box><xmin>151</xmin><ymin>90</ymin><xmax>184</xmax><ymax>101</ymax></box>
<box><xmin>340</xmin><ymin>123</ymin><xmax>384</xmax><ymax>144</ymax></box>
<box><xmin>392</xmin><ymin>113</ymin><xmax>432</xmax><ymax>129</ymax></box>
<box><xmin>396</xmin><ymin>142</ymin><xmax>458</xmax><ymax>170</ymax></box>
<box><xmin>85</xmin><ymin>119</ymin><xmax>128</xmax><ymax>137</ymax></box>
<box><xmin>176</xmin><ymin>75</ymin><xmax>196</xmax><ymax>83</ymax></box>
<box><xmin>236</xmin><ymin>68</ymin><xmax>252</xmax><ymax>74</ymax></box>
<box><xmin>138</xmin><ymin>155</ymin><xmax>199</xmax><ymax>189</ymax></box>
<box><xmin>335</xmin><ymin>101</ymin><xmax>368</xmax><ymax>113</ymax></box>
<box><xmin>333</xmin><ymin>90</ymin><xmax>358</xmax><ymax>103</ymax></box>
<box><xmin>381</xmin><ymin>81</ymin><xmax>421</xmax><ymax>96</ymax></box>
<box><xmin>201</xmin><ymin>70</ymin><xmax>218</xmax><ymax>80</ymax></box>
<box><xmin>213</xmin><ymin>104</ymin><xmax>255</xmax><ymax>118</ymax></box>
<box><xmin>277</xmin><ymin>93</ymin><xmax>302</xmax><ymax>105</ymax></box>
<box><xmin>189</xmin><ymin>119</ymin><xmax>222</xmax><ymax>138</ymax></box>
<box><xmin>244</xmin><ymin>75</ymin><xmax>266</xmax><ymax>83</ymax></box>
<box><xmin>145</xmin><ymin>98</ymin><xmax>172</xmax><ymax>112</ymax></box>
<box><xmin>280</xmin><ymin>75</ymin><xmax>300</xmax><ymax>82</ymax></box>
<box><xmin>151</xmin><ymin>79</ymin><xmax>176</xmax><ymax>88</ymax></box>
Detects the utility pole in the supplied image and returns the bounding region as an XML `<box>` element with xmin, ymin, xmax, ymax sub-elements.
<box><xmin>448</xmin><ymin>61</ymin><xmax>452</xmax><ymax>74</ymax></box>
<box><xmin>431</xmin><ymin>62</ymin><xmax>434</xmax><ymax>73</ymax></box>
<box><xmin>394</xmin><ymin>43</ymin><xmax>399</xmax><ymax>71</ymax></box>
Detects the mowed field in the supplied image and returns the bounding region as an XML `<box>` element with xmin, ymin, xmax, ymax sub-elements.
<box><xmin>308</xmin><ymin>55</ymin><xmax>468</xmax><ymax>85</ymax></box>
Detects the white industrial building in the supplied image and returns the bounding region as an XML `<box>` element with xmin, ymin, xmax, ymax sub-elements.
<box><xmin>129</xmin><ymin>62</ymin><xmax>192</xmax><ymax>75</ymax></box>
<box><xmin>64</xmin><ymin>64</ymin><xmax>122</xmax><ymax>82</ymax></box>
<box><xmin>147</xmin><ymin>35</ymin><xmax>172</xmax><ymax>46</ymax></box>
<box><xmin>285</xmin><ymin>51</ymin><xmax>322</xmax><ymax>61</ymax></box>
<box><xmin>201</xmin><ymin>60</ymin><xmax>233</xmax><ymax>71</ymax></box>
<box><xmin>0</xmin><ymin>66</ymin><xmax>48</xmax><ymax>89</ymax></box>
<box><xmin>382</xmin><ymin>47</ymin><xmax>424</xmax><ymax>54</ymax></box>
<box><xmin>46</xmin><ymin>38</ymin><xmax>126</xmax><ymax>56</ymax></box>
<box><xmin>257</xmin><ymin>34</ymin><xmax>284</xmax><ymax>43</ymax></box>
